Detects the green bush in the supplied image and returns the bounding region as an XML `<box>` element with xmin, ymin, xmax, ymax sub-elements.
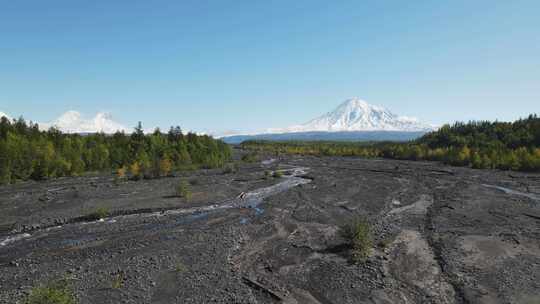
<box><xmin>176</xmin><ymin>179</ymin><xmax>192</xmax><ymax>201</ymax></box>
<box><xmin>340</xmin><ymin>217</ymin><xmax>373</xmax><ymax>263</ymax></box>
<box><xmin>86</xmin><ymin>207</ymin><xmax>110</xmax><ymax>220</ymax></box>
<box><xmin>24</xmin><ymin>279</ymin><xmax>76</xmax><ymax>304</ymax></box>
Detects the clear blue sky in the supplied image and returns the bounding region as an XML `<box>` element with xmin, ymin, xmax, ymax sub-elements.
<box><xmin>1</xmin><ymin>0</ymin><xmax>539</xmax><ymax>133</ymax></box>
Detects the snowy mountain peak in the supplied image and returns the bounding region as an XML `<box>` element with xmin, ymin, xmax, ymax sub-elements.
<box><xmin>46</xmin><ymin>111</ymin><xmax>128</xmax><ymax>134</ymax></box>
<box><xmin>338</xmin><ymin>98</ymin><xmax>382</xmax><ymax>112</ymax></box>
<box><xmin>272</xmin><ymin>98</ymin><xmax>433</xmax><ymax>133</ymax></box>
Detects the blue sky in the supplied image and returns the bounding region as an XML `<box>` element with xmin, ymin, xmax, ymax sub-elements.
<box><xmin>1</xmin><ymin>0</ymin><xmax>539</xmax><ymax>133</ymax></box>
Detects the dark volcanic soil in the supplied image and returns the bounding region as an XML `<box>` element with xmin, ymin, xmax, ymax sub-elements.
<box><xmin>1</xmin><ymin>155</ymin><xmax>539</xmax><ymax>304</ymax></box>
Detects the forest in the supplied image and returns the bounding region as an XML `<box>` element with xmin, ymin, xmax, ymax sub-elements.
<box><xmin>242</xmin><ymin>114</ymin><xmax>540</xmax><ymax>172</ymax></box>
<box><xmin>0</xmin><ymin>117</ymin><xmax>231</xmax><ymax>184</ymax></box>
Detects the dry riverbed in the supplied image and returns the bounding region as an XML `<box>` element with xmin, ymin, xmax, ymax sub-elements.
<box><xmin>1</xmin><ymin>155</ymin><xmax>539</xmax><ymax>303</ymax></box>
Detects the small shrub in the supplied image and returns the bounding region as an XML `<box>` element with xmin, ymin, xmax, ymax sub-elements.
<box><xmin>111</xmin><ymin>273</ymin><xmax>123</xmax><ymax>289</ymax></box>
<box><xmin>241</xmin><ymin>153</ymin><xmax>257</xmax><ymax>163</ymax></box>
<box><xmin>116</xmin><ymin>166</ymin><xmax>127</xmax><ymax>179</ymax></box>
<box><xmin>24</xmin><ymin>279</ymin><xmax>76</xmax><ymax>304</ymax></box>
<box><xmin>272</xmin><ymin>170</ymin><xmax>283</xmax><ymax>178</ymax></box>
<box><xmin>174</xmin><ymin>262</ymin><xmax>187</xmax><ymax>273</ymax></box>
<box><xmin>114</xmin><ymin>166</ymin><xmax>127</xmax><ymax>185</ymax></box>
<box><xmin>176</xmin><ymin>179</ymin><xmax>192</xmax><ymax>201</ymax></box>
<box><xmin>340</xmin><ymin>217</ymin><xmax>373</xmax><ymax>263</ymax></box>
<box><xmin>263</xmin><ymin>170</ymin><xmax>272</xmax><ymax>179</ymax></box>
<box><xmin>87</xmin><ymin>207</ymin><xmax>110</xmax><ymax>220</ymax></box>
<box><xmin>222</xmin><ymin>163</ymin><xmax>237</xmax><ymax>174</ymax></box>
<box><xmin>378</xmin><ymin>237</ymin><xmax>393</xmax><ymax>250</ymax></box>
<box><xmin>189</xmin><ymin>178</ymin><xmax>199</xmax><ymax>186</ymax></box>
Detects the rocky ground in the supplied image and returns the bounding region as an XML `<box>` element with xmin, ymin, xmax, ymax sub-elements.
<box><xmin>0</xmin><ymin>154</ymin><xmax>539</xmax><ymax>304</ymax></box>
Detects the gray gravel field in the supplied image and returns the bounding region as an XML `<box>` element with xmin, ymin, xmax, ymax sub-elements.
<box><xmin>1</xmin><ymin>155</ymin><xmax>539</xmax><ymax>303</ymax></box>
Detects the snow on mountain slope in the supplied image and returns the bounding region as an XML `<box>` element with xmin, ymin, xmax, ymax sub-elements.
<box><xmin>271</xmin><ymin>98</ymin><xmax>433</xmax><ymax>133</ymax></box>
<box><xmin>42</xmin><ymin>111</ymin><xmax>128</xmax><ymax>133</ymax></box>
<box><xmin>0</xmin><ymin>112</ymin><xmax>10</xmax><ymax>120</ymax></box>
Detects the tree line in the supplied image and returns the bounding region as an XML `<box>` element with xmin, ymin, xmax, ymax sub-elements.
<box><xmin>0</xmin><ymin>117</ymin><xmax>232</xmax><ymax>184</ymax></box>
<box><xmin>241</xmin><ymin>114</ymin><xmax>540</xmax><ymax>172</ymax></box>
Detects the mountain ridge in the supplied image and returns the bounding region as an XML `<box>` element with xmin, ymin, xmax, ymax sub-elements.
<box><xmin>0</xmin><ymin>110</ymin><xmax>128</xmax><ymax>134</ymax></box>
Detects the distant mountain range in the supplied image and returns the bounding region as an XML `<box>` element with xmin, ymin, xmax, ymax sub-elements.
<box><xmin>221</xmin><ymin>98</ymin><xmax>434</xmax><ymax>143</ymax></box>
<box><xmin>0</xmin><ymin>110</ymin><xmax>128</xmax><ymax>134</ymax></box>
<box><xmin>2</xmin><ymin>98</ymin><xmax>435</xmax><ymax>142</ymax></box>
<box><xmin>41</xmin><ymin>111</ymin><xmax>128</xmax><ymax>134</ymax></box>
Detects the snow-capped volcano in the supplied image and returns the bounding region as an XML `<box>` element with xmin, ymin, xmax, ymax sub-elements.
<box><xmin>273</xmin><ymin>98</ymin><xmax>433</xmax><ymax>133</ymax></box>
<box><xmin>43</xmin><ymin>111</ymin><xmax>128</xmax><ymax>133</ymax></box>
<box><xmin>0</xmin><ymin>112</ymin><xmax>10</xmax><ymax>120</ymax></box>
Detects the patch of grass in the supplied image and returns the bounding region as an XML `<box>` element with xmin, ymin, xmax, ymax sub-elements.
<box><xmin>111</xmin><ymin>273</ymin><xmax>123</xmax><ymax>289</ymax></box>
<box><xmin>86</xmin><ymin>207</ymin><xmax>110</xmax><ymax>220</ymax></box>
<box><xmin>176</xmin><ymin>179</ymin><xmax>192</xmax><ymax>201</ymax></box>
<box><xmin>340</xmin><ymin>217</ymin><xmax>373</xmax><ymax>263</ymax></box>
<box><xmin>24</xmin><ymin>279</ymin><xmax>76</xmax><ymax>304</ymax></box>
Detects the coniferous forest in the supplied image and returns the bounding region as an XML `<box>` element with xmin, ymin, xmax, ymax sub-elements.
<box><xmin>1</xmin><ymin>114</ymin><xmax>539</xmax><ymax>186</ymax></box>
<box><xmin>242</xmin><ymin>115</ymin><xmax>540</xmax><ymax>172</ymax></box>
<box><xmin>0</xmin><ymin>116</ymin><xmax>231</xmax><ymax>184</ymax></box>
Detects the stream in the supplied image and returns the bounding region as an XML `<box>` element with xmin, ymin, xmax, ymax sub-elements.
<box><xmin>0</xmin><ymin>165</ymin><xmax>312</xmax><ymax>247</ymax></box>
<box><xmin>482</xmin><ymin>184</ymin><xmax>540</xmax><ymax>201</ymax></box>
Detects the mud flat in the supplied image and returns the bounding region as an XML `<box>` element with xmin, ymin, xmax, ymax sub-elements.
<box><xmin>1</xmin><ymin>155</ymin><xmax>539</xmax><ymax>303</ymax></box>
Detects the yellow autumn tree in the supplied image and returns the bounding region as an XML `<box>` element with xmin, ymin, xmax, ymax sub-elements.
<box><xmin>159</xmin><ymin>157</ymin><xmax>173</xmax><ymax>177</ymax></box>
<box><xmin>129</xmin><ymin>162</ymin><xmax>142</xmax><ymax>180</ymax></box>
<box><xmin>117</xmin><ymin>166</ymin><xmax>127</xmax><ymax>179</ymax></box>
